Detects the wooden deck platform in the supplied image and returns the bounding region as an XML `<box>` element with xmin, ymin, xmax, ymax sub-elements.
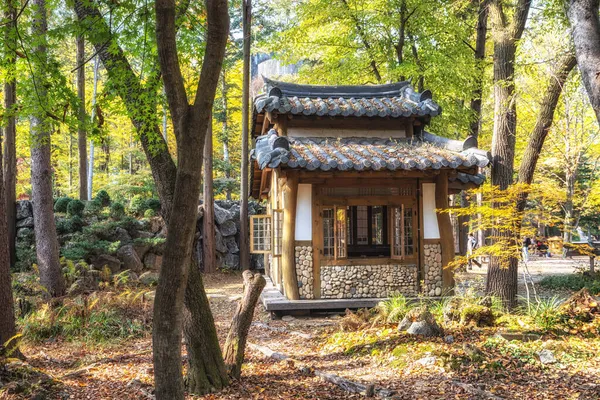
<box><xmin>260</xmin><ymin>276</ymin><xmax>385</xmax><ymax>313</ymax></box>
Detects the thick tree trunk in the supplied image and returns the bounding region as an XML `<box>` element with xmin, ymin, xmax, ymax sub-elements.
<box><xmin>282</xmin><ymin>174</ymin><xmax>300</xmax><ymax>300</ymax></box>
<box><xmin>239</xmin><ymin>0</ymin><xmax>251</xmax><ymax>270</ymax></box>
<box><xmin>516</xmin><ymin>54</ymin><xmax>576</xmax><ymax>211</ymax></box>
<box><xmin>30</xmin><ymin>0</ymin><xmax>65</xmax><ymax>298</ymax></box>
<box><xmin>223</xmin><ymin>270</ymin><xmax>266</xmax><ymax>379</ymax></box>
<box><xmin>567</xmin><ymin>0</ymin><xmax>600</xmax><ymax>125</ymax></box>
<box><xmin>435</xmin><ymin>172</ymin><xmax>455</xmax><ymax>292</ymax></box>
<box><xmin>4</xmin><ymin>0</ymin><xmax>17</xmax><ymax>268</ymax></box>
<box><xmin>203</xmin><ymin>118</ymin><xmax>216</xmax><ymax>273</ymax></box>
<box><xmin>486</xmin><ymin>0</ymin><xmax>531</xmax><ymax>309</ymax></box>
<box><xmin>76</xmin><ymin>35</ymin><xmax>87</xmax><ymax>201</ymax></box>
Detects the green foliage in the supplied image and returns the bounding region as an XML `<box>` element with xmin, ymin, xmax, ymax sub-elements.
<box><xmin>521</xmin><ymin>296</ymin><xmax>565</xmax><ymax>332</ymax></box>
<box><xmin>143</xmin><ymin>209</ymin><xmax>156</xmax><ymax>218</ymax></box>
<box><xmin>129</xmin><ymin>195</ymin><xmax>147</xmax><ymax>216</ymax></box>
<box><xmin>540</xmin><ymin>274</ymin><xmax>600</xmax><ymax>294</ymax></box>
<box><xmin>15</xmin><ymin>242</ymin><xmax>37</xmax><ymax>272</ymax></box>
<box><xmin>145</xmin><ymin>198</ymin><xmax>161</xmax><ymax>212</ymax></box>
<box><xmin>56</xmin><ymin>216</ymin><xmax>84</xmax><ymax>235</ymax></box>
<box><xmin>84</xmin><ymin>199</ymin><xmax>103</xmax><ymax>214</ymax></box>
<box><xmin>61</xmin><ymin>235</ymin><xmax>119</xmax><ymax>261</ymax></box>
<box><xmin>54</xmin><ymin>197</ymin><xmax>73</xmax><ymax>213</ymax></box>
<box><xmin>110</xmin><ymin>202</ymin><xmax>126</xmax><ymax>220</ymax></box>
<box><xmin>67</xmin><ymin>200</ymin><xmax>85</xmax><ymax>217</ymax></box>
<box><xmin>375</xmin><ymin>293</ymin><xmax>412</xmax><ymax>324</ymax></box>
<box><xmin>95</xmin><ymin>190</ymin><xmax>111</xmax><ymax>207</ymax></box>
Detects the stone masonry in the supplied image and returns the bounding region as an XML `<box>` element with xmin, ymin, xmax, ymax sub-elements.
<box><xmin>320</xmin><ymin>264</ymin><xmax>417</xmax><ymax>299</ymax></box>
<box><xmin>295</xmin><ymin>245</ymin><xmax>314</xmax><ymax>299</ymax></box>
<box><xmin>424</xmin><ymin>243</ymin><xmax>443</xmax><ymax>296</ymax></box>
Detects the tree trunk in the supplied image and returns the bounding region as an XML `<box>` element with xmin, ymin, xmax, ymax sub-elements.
<box><xmin>486</xmin><ymin>0</ymin><xmax>531</xmax><ymax>309</ymax></box>
<box><xmin>282</xmin><ymin>173</ymin><xmax>300</xmax><ymax>300</ymax></box>
<box><xmin>567</xmin><ymin>0</ymin><xmax>600</xmax><ymax>125</ymax></box>
<box><xmin>3</xmin><ymin>0</ymin><xmax>17</xmax><ymax>268</ymax></box>
<box><xmin>563</xmin><ymin>168</ymin><xmax>576</xmax><ymax>242</ymax></box>
<box><xmin>0</xmin><ymin>109</ymin><xmax>18</xmax><ymax>357</ymax></box>
<box><xmin>77</xmin><ymin>35</ymin><xmax>87</xmax><ymax>201</ymax></box>
<box><xmin>223</xmin><ymin>270</ymin><xmax>266</xmax><ymax>378</ymax></box>
<box><xmin>203</xmin><ymin>117</ymin><xmax>216</xmax><ymax>273</ymax></box>
<box><xmin>152</xmin><ymin>0</ymin><xmax>229</xmax><ymax>397</ymax></box>
<box><xmin>30</xmin><ymin>0</ymin><xmax>65</xmax><ymax>298</ymax></box>
<box><xmin>239</xmin><ymin>0</ymin><xmax>251</xmax><ymax>270</ymax></box>
<box><xmin>435</xmin><ymin>171</ymin><xmax>455</xmax><ymax>292</ymax></box>
<box><xmin>469</xmin><ymin>0</ymin><xmax>489</xmax><ymax>139</ymax></box>
<box><xmin>221</xmin><ymin>72</ymin><xmax>232</xmax><ymax>201</ymax></box>
<box><xmin>516</xmin><ymin>54</ymin><xmax>576</xmax><ymax>211</ymax></box>
<box><xmin>87</xmin><ymin>56</ymin><xmax>99</xmax><ymax>200</ymax></box>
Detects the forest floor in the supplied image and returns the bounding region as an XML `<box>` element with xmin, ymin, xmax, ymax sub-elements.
<box><xmin>5</xmin><ymin>260</ymin><xmax>600</xmax><ymax>400</ymax></box>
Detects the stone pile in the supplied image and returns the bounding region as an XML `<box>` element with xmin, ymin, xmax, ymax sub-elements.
<box><xmin>423</xmin><ymin>243</ymin><xmax>443</xmax><ymax>296</ymax></box>
<box><xmin>320</xmin><ymin>264</ymin><xmax>417</xmax><ymax>299</ymax></box>
<box><xmin>295</xmin><ymin>245</ymin><xmax>314</xmax><ymax>299</ymax></box>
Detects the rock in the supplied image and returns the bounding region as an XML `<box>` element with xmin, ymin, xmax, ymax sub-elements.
<box><xmin>139</xmin><ymin>271</ymin><xmax>160</xmax><ymax>286</ymax></box>
<box><xmin>118</xmin><ymin>270</ymin><xmax>139</xmax><ymax>283</ymax></box>
<box><xmin>399</xmin><ymin>306</ymin><xmax>443</xmax><ymax>337</ymax></box>
<box><xmin>16</xmin><ymin>227</ymin><xmax>33</xmax><ymax>239</ymax></box>
<box><xmin>133</xmin><ymin>242</ymin><xmax>152</xmax><ymax>260</ymax></box>
<box><xmin>16</xmin><ymin>200</ymin><xmax>33</xmax><ymax>220</ymax></box>
<box><xmin>149</xmin><ymin>217</ymin><xmax>163</xmax><ymax>233</ymax></box>
<box><xmin>117</xmin><ymin>245</ymin><xmax>143</xmax><ymax>273</ymax></box>
<box><xmin>282</xmin><ymin>315</ymin><xmax>295</xmax><ymax>322</ymax></box>
<box><xmin>219</xmin><ymin>220</ymin><xmax>237</xmax><ymax>237</ymax></box>
<box><xmin>67</xmin><ymin>275</ymin><xmax>99</xmax><ymax>295</ymax></box>
<box><xmin>415</xmin><ymin>355</ymin><xmax>437</xmax><ymax>366</ymax></box>
<box><xmin>444</xmin><ymin>335</ymin><xmax>454</xmax><ymax>344</ymax></box>
<box><xmin>215</xmin><ymin>227</ymin><xmax>228</xmax><ymax>254</ymax></box>
<box><xmin>224</xmin><ymin>236</ymin><xmax>239</xmax><ymax>253</ymax></box>
<box><xmin>214</xmin><ymin>203</ymin><xmax>232</xmax><ymax>225</ymax></box>
<box><xmin>143</xmin><ymin>252</ymin><xmax>163</xmax><ymax>271</ymax></box>
<box><xmin>407</xmin><ymin>321</ymin><xmax>443</xmax><ymax>337</ymax></box>
<box><xmin>133</xmin><ymin>230</ymin><xmax>154</xmax><ymax>239</ymax></box>
<box><xmin>16</xmin><ymin>217</ymin><xmax>34</xmax><ymax>228</ymax></box>
<box><xmin>114</xmin><ymin>227</ymin><xmax>132</xmax><ymax>244</ymax></box>
<box><xmin>435</xmin><ymin>287</ymin><xmax>442</xmax><ymax>296</ymax></box>
<box><xmin>537</xmin><ymin>349</ymin><xmax>556</xmax><ymax>365</ymax></box>
<box><xmin>91</xmin><ymin>254</ymin><xmax>121</xmax><ymax>273</ymax></box>
<box><xmin>224</xmin><ymin>253</ymin><xmax>240</xmax><ymax>269</ymax></box>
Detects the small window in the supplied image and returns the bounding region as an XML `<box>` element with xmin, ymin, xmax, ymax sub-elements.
<box><xmin>322</xmin><ymin>207</ymin><xmax>347</xmax><ymax>259</ymax></box>
<box><xmin>391</xmin><ymin>205</ymin><xmax>415</xmax><ymax>259</ymax></box>
<box><xmin>250</xmin><ymin>215</ymin><xmax>272</xmax><ymax>254</ymax></box>
<box><xmin>272</xmin><ymin>210</ymin><xmax>283</xmax><ymax>256</ymax></box>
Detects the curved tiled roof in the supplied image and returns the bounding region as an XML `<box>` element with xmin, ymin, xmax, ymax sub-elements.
<box><xmin>254</xmin><ymin>78</ymin><xmax>442</xmax><ymax>119</ymax></box>
<box><xmin>251</xmin><ymin>130</ymin><xmax>490</xmax><ymax>173</ymax></box>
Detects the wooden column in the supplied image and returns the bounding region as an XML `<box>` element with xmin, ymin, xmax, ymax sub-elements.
<box><xmin>435</xmin><ymin>171</ymin><xmax>455</xmax><ymax>293</ymax></box>
<box><xmin>312</xmin><ymin>185</ymin><xmax>322</xmax><ymax>299</ymax></box>
<box><xmin>282</xmin><ymin>172</ymin><xmax>300</xmax><ymax>300</ymax></box>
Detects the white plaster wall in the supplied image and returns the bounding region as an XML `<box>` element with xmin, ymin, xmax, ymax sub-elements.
<box><xmin>422</xmin><ymin>183</ymin><xmax>440</xmax><ymax>239</ymax></box>
<box><xmin>295</xmin><ymin>184</ymin><xmax>312</xmax><ymax>240</ymax></box>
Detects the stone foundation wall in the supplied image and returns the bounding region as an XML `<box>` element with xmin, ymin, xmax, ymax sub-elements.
<box><xmin>424</xmin><ymin>243</ymin><xmax>443</xmax><ymax>296</ymax></box>
<box><xmin>295</xmin><ymin>245</ymin><xmax>314</xmax><ymax>299</ymax></box>
<box><xmin>320</xmin><ymin>264</ymin><xmax>417</xmax><ymax>299</ymax></box>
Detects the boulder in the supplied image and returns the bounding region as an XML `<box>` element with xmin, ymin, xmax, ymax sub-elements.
<box><xmin>149</xmin><ymin>217</ymin><xmax>164</xmax><ymax>234</ymax></box>
<box><xmin>114</xmin><ymin>227</ymin><xmax>132</xmax><ymax>244</ymax></box>
<box><xmin>224</xmin><ymin>236</ymin><xmax>239</xmax><ymax>253</ymax></box>
<box><xmin>215</xmin><ymin>227</ymin><xmax>228</xmax><ymax>254</ymax></box>
<box><xmin>16</xmin><ymin>200</ymin><xmax>33</xmax><ymax>220</ymax></box>
<box><xmin>132</xmin><ymin>230</ymin><xmax>154</xmax><ymax>239</ymax></box>
<box><xmin>117</xmin><ymin>245</ymin><xmax>144</xmax><ymax>273</ymax></box>
<box><xmin>537</xmin><ymin>349</ymin><xmax>556</xmax><ymax>365</ymax></box>
<box><xmin>139</xmin><ymin>271</ymin><xmax>160</xmax><ymax>286</ymax></box>
<box><xmin>214</xmin><ymin>203</ymin><xmax>232</xmax><ymax>225</ymax></box>
<box><xmin>398</xmin><ymin>306</ymin><xmax>443</xmax><ymax>337</ymax></box>
<box><xmin>143</xmin><ymin>252</ymin><xmax>163</xmax><ymax>271</ymax></box>
<box><xmin>219</xmin><ymin>220</ymin><xmax>237</xmax><ymax>237</ymax></box>
<box><xmin>16</xmin><ymin>227</ymin><xmax>34</xmax><ymax>239</ymax></box>
<box><xmin>133</xmin><ymin>242</ymin><xmax>152</xmax><ymax>260</ymax></box>
<box><xmin>67</xmin><ymin>275</ymin><xmax>99</xmax><ymax>295</ymax></box>
<box><xmin>16</xmin><ymin>217</ymin><xmax>34</xmax><ymax>229</ymax></box>
<box><xmin>91</xmin><ymin>254</ymin><xmax>121</xmax><ymax>274</ymax></box>
<box><xmin>224</xmin><ymin>253</ymin><xmax>240</xmax><ymax>269</ymax></box>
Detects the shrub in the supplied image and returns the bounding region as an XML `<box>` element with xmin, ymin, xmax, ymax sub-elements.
<box><xmin>521</xmin><ymin>296</ymin><xmax>565</xmax><ymax>331</ymax></box>
<box><xmin>56</xmin><ymin>216</ymin><xmax>84</xmax><ymax>235</ymax></box>
<box><xmin>375</xmin><ymin>293</ymin><xmax>412</xmax><ymax>324</ymax></box>
<box><xmin>129</xmin><ymin>195</ymin><xmax>147</xmax><ymax>216</ymax></box>
<box><xmin>84</xmin><ymin>199</ymin><xmax>103</xmax><ymax>214</ymax></box>
<box><xmin>110</xmin><ymin>202</ymin><xmax>126</xmax><ymax>220</ymax></box>
<box><xmin>15</xmin><ymin>242</ymin><xmax>37</xmax><ymax>272</ymax></box>
<box><xmin>144</xmin><ymin>209</ymin><xmax>156</xmax><ymax>218</ymax></box>
<box><xmin>145</xmin><ymin>198</ymin><xmax>161</xmax><ymax>212</ymax></box>
<box><xmin>540</xmin><ymin>274</ymin><xmax>600</xmax><ymax>295</ymax></box>
<box><xmin>95</xmin><ymin>190</ymin><xmax>111</xmax><ymax>207</ymax></box>
<box><xmin>67</xmin><ymin>199</ymin><xmax>85</xmax><ymax>217</ymax></box>
<box><xmin>54</xmin><ymin>196</ymin><xmax>73</xmax><ymax>213</ymax></box>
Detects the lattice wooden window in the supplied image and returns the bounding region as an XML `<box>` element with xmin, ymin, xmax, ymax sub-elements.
<box><xmin>322</xmin><ymin>206</ymin><xmax>348</xmax><ymax>259</ymax></box>
<box><xmin>250</xmin><ymin>215</ymin><xmax>271</xmax><ymax>254</ymax></box>
<box><xmin>391</xmin><ymin>205</ymin><xmax>415</xmax><ymax>259</ymax></box>
<box><xmin>272</xmin><ymin>209</ymin><xmax>283</xmax><ymax>256</ymax></box>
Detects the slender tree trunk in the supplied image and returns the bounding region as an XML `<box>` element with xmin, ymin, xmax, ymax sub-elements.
<box><xmin>30</xmin><ymin>0</ymin><xmax>65</xmax><ymax>298</ymax></box>
<box><xmin>563</xmin><ymin>168</ymin><xmax>576</xmax><ymax>242</ymax></box>
<box><xmin>87</xmin><ymin>56</ymin><xmax>99</xmax><ymax>200</ymax></box>
<box><xmin>152</xmin><ymin>0</ymin><xmax>229</xmax><ymax>397</ymax></box>
<box><xmin>239</xmin><ymin>0</ymin><xmax>251</xmax><ymax>270</ymax></box>
<box><xmin>77</xmin><ymin>35</ymin><xmax>87</xmax><ymax>200</ymax></box>
<box><xmin>4</xmin><ymin>0</ymin><xmax>17</xmax><ymax>268</ymax></box>
<box><xmin>566</xmin><ymin>0</ymin><xmax>600</xmax><ymax>125</ymax></box>
<box><xmin>485</xmin><ymin>0</ymin><xmax>531</xmax><ymax>309</ymax></box>
<box><xmin>203</xmin><ymin>117</ymin><xmax>216</xmax><ymax>273</ymax></box>
<box><xmin>223</xmin><ymin>270</ymin><xmax>266</xmax><ymax>379</ymax></box>
<box><xmin>221</xmin><ymin>72</ymin><xmax>232</xmax><ymax>201</ymax></box>
<box><xmin>469</xmin><ymin>0</ymin><xmax>489</xmax><ymax>139</ymax></box>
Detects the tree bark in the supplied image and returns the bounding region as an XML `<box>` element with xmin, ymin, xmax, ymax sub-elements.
<box><xmin>281</xmin><ymin>173</ymin><xmax>300</xmax><ymax>300</ymax></box>
<box><xmin>239</xmin><ymin>0</ymin><xmax>251</xmax><ymax>270</ymax></box>
<box><xmin>152</xmin><ymin>0</ymin><xmax>229</xmax><ymax>398</ymax></box>
<box><xmin>469</xmin><ymin>0</ymin><xmax>489</xmax><ymax>139</ymax></box>
<box><xmin>76</xmin><ymin>35</ymin><xmax>87</xmax><ymax>201</ymax></box>
<box><xmin>3</xmin><ymin>0</ymin><xmax>17</xmax><ymax>268</ymax></box>
<box><xmin>486</xmin><ymin>0</ymin><xmax>531</xmax><ymax>309</ymax></box>
<box><xmin>30</xmin><ymin>0</ymin><xmax>65</xmax><ymax>298</ymax></box>
<box><xmin>435</xmin><ymin>171</ymin><xmax>455</xmax><ymax>292</ymax></box>
<box><xmin>223</xmin><ymin>270</ymin><xmax>266</xmax><ymax>379</ymax></box>
<box><xmin>516</xmin><ymin>54</ymin><xmax>577</xmax><ymax>211</ymax></box>
<box><xmin>221</xmin><ymin>72</ymin><xmax>232</xmax><ymax>201</ymax></box>
<box><xmin>203</xmin><ymin>117</ymin><xmax>216</xmax><ymax>273</ymax></box>
<box><xmin>567</xmin><ymin>0</ymin><xmax>600</xmax><ymax>125</ymax></box>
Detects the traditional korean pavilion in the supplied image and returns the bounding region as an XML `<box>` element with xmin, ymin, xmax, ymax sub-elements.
<box><xmin>249</xmin><ymin>78</ymin><xmax>489</xmax><ymax>310</ymax></box>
